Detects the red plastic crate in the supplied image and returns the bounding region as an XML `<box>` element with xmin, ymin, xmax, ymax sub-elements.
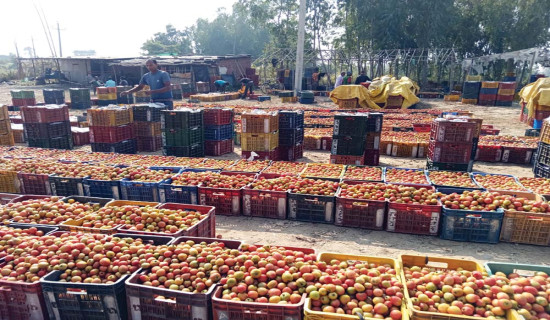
<box><xmin>241</xmin><ymin>148</ymin><xmax>280</xmax><ymax>161</ymax></box>
<box><xmin>203</xmin><ymin>108</ymin><xmax>234</xmax><ymax>125</ymax></box>
<box><xmin>137</xmin><ymin>136</ymin><xmax>163</xmax><ymax>152</ymax></box>
<box><xmin>20</xmin><ymin>105</ymin><xmax>69</xmax><ymax>123</ymax></box>
<box><xmin>198</xmin><ymin>172</ymin><xmax>255</xmax><ymax>216</ymax></box>
<box><xmin>335</xmin><ymin>185</ymin><xmax>386</xmax><ymax>230</ymax></box>
<box><xmin>413</xmin><ymin>123</ymin><xmax>431</xmax><ymax>132</ymax></box>
<box><xmin>427</xmin><ymin>140</ymin><xmax>472</xmax><ymax>163</ymax></box>
<box><xmin>205</xmin><ymin>139</ymin><xmax>234</xmax><ymax>156</ymax></box>
<box><xmin>475</xmin><ymin>145</ymin><xmax>503</xmax><ymax>162</ymax></box>
<box><xmin>535</xmin><ymin>109</ymin><xmax>550</xmax><ymax>121</ymax></box>
<box><xmin>430</xmin><ymin>120</ymin><xmax>477</xmax><ymax>143</ymax></box>
<box><xmin>18</xmin><ymin>172</ymin><xmax>52</xmax><ymax>195</ymax></box>
<box><xmin>12</xmin><ymin>98</ymin><xmax>37</xmax><ymax>107</ymax></box>
<box><xmin>279</xmin><ymin>144</ymin><xmax>303</xmax><ymax>161</ymax></box>
<box><xmin>0</xmin><ymin>276</ymin><xmax>48</xmax><ymax>320</ymax></box>
<box><xmin>501</xmin><ymin>146</ymin><xmax>535</xmax><ymax>164</ymax></box>
<box><xmin>242</xmin><ymin>187</ymin><xmax>287</xmax><ymax>219</ymax></box>
<box><xmin>480</xmin><ymin>128</ymin><xmax>500</xmax><ymax>135</ymax></box>
<box><xmin>385</xmin><ymin>95</ymin><xmax>404</xmax><ymax>109</ymax></box>
<box><xmin>478</xmin><ymin>94</ymin><xmax>497</xmax><ymax>101</ymax></box>
<box><xmin>329</xmin><ymin>154</ymin><xmax>364</xmax><ymax>165</ymax></box>
<box><xmin>134</xmin><ymin>121</ymin><xmax>161</xmax><ymax>137</ymax></box>
<box><xmin>478</xmin><ymin>100</ymin><xmax>496</xmax><ymax>106</ymax></box>
<box><xmin>386</xmin><ymin>201</ymin><xmax>442</xmax><ymax>236</ymax></box>
<box><xmin>212</xmin><ymin>286</ymin><xmax>306</xmax><ymax>320</ymax></box>
<box><xmin>89</xmin><ymin>124</ymin><xmax>135</xmax><ymax>143</ymax></box>
<box><xmin>320</xmin><ymin>137</ymin><xmax>332</xmax><ymax>151</ymax></box>
<box><xmin>496</xmin><ymin>94</ymin><xmax>514</xmax><ymax>101</ymax></box>
<box><xmin>71</xmin><ymin>127</ymin><xmax>90</xmax><ymax>146</ymax></box>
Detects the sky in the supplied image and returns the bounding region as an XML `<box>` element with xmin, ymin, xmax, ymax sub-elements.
<box><xmin>0</xmin><ymin>0</ymin><xmax>237</xmax><ymax>58</ymax></box>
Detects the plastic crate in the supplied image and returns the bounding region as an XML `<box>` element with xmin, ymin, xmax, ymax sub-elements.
<box><xmin>23</xmin><ymin>120</ymin><xmax>71</xmax><ymax>139</ymax></box>
<box><xmin>18</xmin><ymin>172</ymin><xmax>52</xmax><ymax>195</ymax></box>
<box><xmin>241</xmin><ymin>113</ymin><xmax>279</xmax><ymax>133</ymax></box>
<box><xmin>485</xmin><ymin>262</ymin><xmax>550</xmax><ymax>276</ymax></box>
<box><xmin>385</xmin><ymin>95</ymin><xmax>404</xmax><ymax>108</ymax></box>
<box><xmin>0</xmin><ymin>275</ymin><xmax>49</xmax><ymax>320</ymax></box>
<box><xmin>427</xmin><ymin>140</ymin><xmax>472</xmax><ymax>164</ymax></box>
<box><xmin>535</xmin><ymin>109</ymin><xmax>550</xmax><ymax>121</ymax></box>
<box><xmin>136</xmin><ymin>136</ymin><xmax>163</xmax><ymax>152</ymax></box>
<box><xmin>440</xmin><ymin>207</ymin><xmax>504</xmax><ymax>243</ymax></box>
<box><xmin>279</xmin><ymin>144</ymin><xmax>303</xmax><ymax>161</ymax></box>
<box><xmin>91</xmin><ymin>139</ymin><xmax>137</xmax><ymax>154</ymax></box>
<box><xmin>472</xmin><ymin>172</ymin><xmax>526</xmax><ymax>191</ymax></box>
<box><xmin>241</xmin><ymin>131</ymin><xmax>279</xmax><ymax>151</ymax></box>
<box><xmin>241</xmin><ymin>148</ymin><xmax>280</xmax><ymax>161</ymax></box>
<box><xmin>83</xmin><ymin>178</ymin><xmax>122</xmax><ymax>199</ymax></box>
<box><xmin>71</xmin><ymin>127</ymin><xmax>90</xmax><ymax>146</ymax></box>
<box><xmin>134</xmin><ymin>121</ymin><xmax>162</xmax><ymax>137</ymax></box>
<box><xmin>89</xmin><ymin>124</ymin><xmax>135</xmax><ymax>144</ymax></box>
<box><xmin>204</xmin><ymin>139</ymin><xmax>234</xmax><ymax>156</ymax></box>
<box><xmin>287</xmin><ymin>192</ymin><xmax>335</xmax><ymax>223</ymax></box>
<box><xmin>330</xmin><ymin>136</ymin><xmax>366</xmax><ymax>156</ymax></box>
<box><xmin>335</xmin><ymin>194</ymin><xmax>386</xmax><ymax>230</ymax></box>
<box><xmin>386</xmin><ymin>201</ymin><xmax>442</xmax><ymax>236</ymax></box>
<box><xmin>60</xmin><ymin>217</ymin><xmax>121</xmax><ymax>234</ymax></box>
<box><xmin>88</xmin><ymin>107</ymin><xmax>133</xmax><ymax>126</ymax></box>
<box><xmin>198</xmin><ymin>174</ymin><xmax>250</xmax><ymax>216</ymax></box>
<box><xmin>20</xmin><ymin>105</ymin><xmax>69</xmax><ymax>123</ymax></box>
<box><xmin>279</xmin><ymin>110</ymin><xmax>304</xmax><ymax>129</ymax></box>
<box><xmin>501</xmin><ymin>146</ymin><xmax>535</xmax><ymax>164</ymax></box>
<box><xmin>27</xmin><ymin>135</ymin><xmax>74</xmax><ymax>150</ymax></box>
<box><xmin>204</xmin><ymin>124</ymin><xmax>233</xmax><ymax>141</ymax></box>
<box><xmin>0</xmin><ymin>132</ymin><xmax>14</xmax><ymax>146</ymax></box>
<box><xmin>41</xmin><ymin>270</ymin><xmax>128</xmax><ymax>320</ymax></box>
<box><xmin>329</xmin><ymin>154</ymin><xmax>364</xmax><ymax>165</ymax></box>
<box><xmin>203</xmin><ymin>108</ymin><xmax>234</xmax><ymax>125</ymax></box>
<box><xmin>534</xmin><ymin>163</ymin><xmax>550</xmax><ymax>178</ymax></box>
<box><xmin>475</xmin><ymin>144</ymin><xmax>502</xmax><ymax>162</ymax></box>
<box><xmin>133</xmin><ymin>103</ymin><xmax>166</xmax><ymax>122</ymax></box>
<box><xmin>62</xmin><ymin>195</ymin><xmax>113</xmax><ymax>208</ymax></box>
<box><xmin>333</xmin><ymin>113</ymin><xmax>369</xmax><ymax>137</ymax></box>
<box><xmin>163</xmin><ymin>144</ymin><xmax>204</xmax><ymax>157</ymax></box>
<box><xmin>161</xmin><ymin>109</ymin><xmax>203</xmax><ymax>129</ymax></box>
<box><xmin>336</xmin><ymin>98</ymin><xmax>359</xmax><ymax>108</ymax></box>
<box><xmin>49</xmin><ymin>175</ymin><xmax>87</xmax><ymax>196</ymax></box>
<box><xmin>162</xmin><ymin>126</ymin><xmax>204</xmax><ymax>147</ymax></box>
<box><xmin>0</xmin><ymin>170</ymin><xmax>19</xmax><ymax>193</ymax></box>
<box><xmin>430</xmin><ymin>119</ymin><xmax>477</xmax><ymax>143</ymax></box>
<box><xmin>499</xmin><ymin>210</ymin><xmax>550</xmax><ymax>246</ymax></box>
<box><xmin>242</xmin><ymin>187</ymin><xmax>287</xmax><ymax>219</ymax></box>
<box><xmin>0</xmin><ymin>192</ymin><xmax>20</xmax><ymax>204</ymax></box>
<box><xmin>279</xmin><ymin>127</ymin><xmax>304</xmax><ymax>147</ymax></box>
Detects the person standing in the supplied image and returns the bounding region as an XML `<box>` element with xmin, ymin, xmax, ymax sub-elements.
<box><xmin>342</xmin><ymin>71</ymin><xmax>353</xmax><ymax>85</ymax></box>
<box><xmin>214</xmin><ymin>79</ymin><xmax>229</xmax><ymax>93</ymax></box>
<box><xmin>105</xmin><ymin>77</ymin><xmax>116</xmax><ymax>87</ymax></box>
<box><xmin>355</xmin><ymin>70</ymin><xmax>371</xmax><ymax>84</ymax></box>
<box><xmin>334</xmin><ymin>72</ymin><xmax>345</xmax><ymax>88</ymax></box>
<box><xmin>121</xmin><ymin>59</ymin><xmax>174</xmax><ymax>109</ymax></box>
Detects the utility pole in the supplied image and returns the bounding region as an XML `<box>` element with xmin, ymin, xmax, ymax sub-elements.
<box><xmin>294</xmin><ymin>0</ymin><xmax>306</xmax><ymax>96</ymax></box>
<box><xmin>57</xmin><ymin>22</ymin><xmax>62</xmax><ymax>57</ymax></box>
<box><xmin>14</xmin><ymin>42</ymin><xmax>23</xmax><ymax>80</ymax></box>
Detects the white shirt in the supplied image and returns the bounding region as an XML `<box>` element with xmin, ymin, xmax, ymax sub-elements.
<box><xmin>335</xmin><ymin>75</ymin><xmax>344</xmax><ymax>87</ymax></box>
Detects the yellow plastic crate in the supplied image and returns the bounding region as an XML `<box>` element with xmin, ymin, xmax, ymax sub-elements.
<box><xmin>0</xmin><ymin>133</ymin><xmax>14</xmax><ymax>146</ymax></box>
<box><xmin>59</xmin><ymin>218</ymin><xmax>120</xmax><ymax>234</ymax></box>
<box><xmin>304</xmin><ymin>253</ymin><xmax>408</xmax><ymax>320</ymax></box>
<box><xmin>481</xmin><ymin>81</ymin><xmax>499</xmax><ymax>89</ymax></box>
<box><xmin>444</xmin><ymin>95</ymin><xmax>460</xmax><ymax>101</ymax></box>
<box><xmin>465</xmin><ymin>75</ymin><xmax>482</xmax><ymax>82</ymax></box>
<box><xmin>241</xmin><ymin>131</ymin><xmax>279</xmax><ymax>151</ymax></box>
<box><xmin>88</xmin><ymin>107</ymin><xmax>134</xmax><ymax>126</ymax></box>
<box><xmin>461</xmin><ymin>98</ymin><xmax>477</xmax><ymax>104</ymax></box>
<box><xmin>97</xmin><ymin>93</ymin><xmax>117</xmax><ymax>100</ymax></box>
<box><xmin>0</xmin><ymin>170</ymin><xmax>19</xmax><ymax>193</ymax></box>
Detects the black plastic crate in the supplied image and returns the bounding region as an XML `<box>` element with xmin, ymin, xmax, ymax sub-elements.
<box><xmin>440</xmin><ymin>208</ymin><xmax>504</xmax><ymax>243</ymax></box>
<box><xmin>333</xmin><ymin>113</ymin><xmax>369</xmax><ymax>137</ymax></box>
<box><xmin>287</xmin><ymin>192</ymin><xmax>335</xmax><ymax>223</ymax></box>
<box><xmin>41</xmin><ymin>270</ymin><xmax>128</xmax><ymax>320</ymax></box>
<box><xmin>163</xmin><ymin>144</ymin><xmax>204</xmax><ymax>157</ymax></box>
<box><xmin>204</xmin><ymin>124</ymin><xmax>233</xmax><ymax>141</ymax></box>
<box><xmin>49</xmin><ymin>176</ymin><xmax>86</xmax><ymax>196</ymax></box>
<box><xmin>43</xmin><ymin>89</ymin><xmax>65</xmax><ymax>104</ymax></box>
<box><xmin>525</xmin><ymin>128</ymin><xmax>541</xmax><ymax>137</ymax></box>
<box><xmin>97</xmin><ymin>99</ymin><xmax>117</xmax><ymax>106</ymax></box>
<box><xmin>24</xmin><ymin>121</ymin><xmax>71</xmax><ymax>139</ymax></box>
<box><xmin>91</xmin><ymin>139</ymin><xmax>137</xmax><ymax>154</ymax></box>
<box><xmin>27</xmin><ymin>135</ymin><xmax>73</xmax><ymax>150</ymax></box>
<box><xmin>161</xmin><ymin>109</ymin><xmax>203</xmax><ymax>129</ymax></box>
<box><xmin>331</xmin><ymin>136</ymin><xmax>366</xmax><ymax>156</ymax></box>
<box><xmin>367</xmin><ymin>112</ymin><xmax>383</xmax><ymax>132</ymax></box>
<box><xmin>426</xmin><ymin>160</ymin><xmax>472</xmax><ymax>172</ymax></box>
<box><xmin>83</xmin><ymin>179</ymin><xmax>122</xmax><ymax>199</ymax></box>
<box><xmin>279</xmin><ymin>110</ymin><xmax>304</xmax><ymax>129</ymax></box>
<box><xmin>279</xmin><ymin>127</ymin><xmax>304</xmax><ymax>147</ymax></box>
<box><xmin>162</xmin><ymin>127</ymin><xmax>204</xmax><ymax>147</ymax></box>
<box><xmin>133</xmin><ymin>104</ymin><xmax>166</xmax><ymax>122</ymax></box>
<box><xmin>536</xmin><ymin>142</ymin><xmax>550</xmax><ymax>166</ymax></box>
<box><xmin>534</xmin><ymin>163</ymin><xmax>550</xmax><ymax>178</ymax></box>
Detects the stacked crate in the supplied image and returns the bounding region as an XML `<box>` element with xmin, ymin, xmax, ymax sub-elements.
<box><xmin>278</xmin><ymin>110</ymin><xmax>304</xmax><ymax>161</ymax></box>
<box><xmin>240</xmin><ymin>111</ymin><xmax>280</xmax><ymax>160</ymax></box>
<box><xmin>88</xmin><ymin>106</ymin><xmax>136</xmax><ymax>154</ymax></box>
<box><xmin>496</xmin><ymin>82</ymin><xmax>516</xmax><ymax>106</ymax></box>
<box><xmin>203</xmin><ymin>108</ymin><xmax>234</xmax><ymax>156</ymax></box>
<box><xmin>365</xmin><ymin>112</ymin><xmax>383</xmax><ymax>165</ymax></box>
<box><xmin>0</xmin><ymin>105</ymin><xmax>14</xmax><ymax>146</ymax></box>
<box><xmin>116</xmin><ymin>86</ymin><xmax>133</xmax><ymax>104</ymax></box>
<box><xmin>134</xmin><ymin>103</ymin><xmax>165</xmax><ymax>152</ymax></box>
<box><xmin>180</xmin><ymin>83</ymin><xmax>195</xmax><ymax>98</ymax></box>
<box><xmin>69</xmin><ymin>88</ymin><xmax>92</xmax><ymax>110</ymax></box>
<box><xmin>11</xmin><ymin>90</ymin><xmax>36</xmax><ymax>107</ymax></box>
<box><xmin>299</xmin><ymin>91</ymin><xmax>315</xmax><ymax>104</ymax></box>
<box><xmin>162</xmin><ymin>108</ymin><xmax>204</xmax><ymax>157</ymax></box>
<box><xmin>171</xmin><ymin>84</ymin><xmax>183</xmax><ymax>100</ymax></box>
<box><xmin>534</xmin><ymin>119</ymin><xmax>550</xmax><ymax>178</ymax></box>
<box><xmin>43</xmin><ymin>89</ymin><xmax>65</xmax><ymax>104</ymax></box>
<box><xmin>96</xmin><ymin>87</ymin><xmax>117</xmax><ymax>106</ymax></box>
<box><xmin>22</xmin><ymin>105</ymin><xmax>72</xmax><ymax>149</ymax></box>
<box><xmin>330</xmin><ymin>113</ymin><xmax>369</xmax><ymax>165</ymax></box>
<box><xmin>478</xmin><ymin>81</ymin><xmax>499</xmax><ymax>106</ymax></box>
<box><xmin>461</xmin><ymin>81</ymin><xmax>480</xmax><ymax>104</ymax></box>
<box><xmin>426</xmin><ymin>119</ymin><xmax>477</xmax><ymax>171</ymax></box>
<box><xmin>134</xmin><ymin>86</ymin><xmax>151</xmax><ymax>103</ymax></box>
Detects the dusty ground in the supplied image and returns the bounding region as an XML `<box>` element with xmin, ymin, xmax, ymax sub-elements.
<box><xmin>1</xmin><ymin>83</ymin><xmax>548</xmax><ymax>265</ymax></box>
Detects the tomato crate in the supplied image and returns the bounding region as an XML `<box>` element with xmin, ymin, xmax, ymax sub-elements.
<box><xmin>89</xmin><ymin>124</ymin><xmax>135</xmax><ymax>144</ymax></box>
<box><xmin>133</xmin><ymin>103</ymin><xmax>167</xmax><ymax>122</ymax></box>
<box><xmin>335</xmin><ymin>194</ymin><xmax>386</xmax><ymax>230</ymax></box>
<box><xmin>242</xmin><ymin>187</ymin><xmax>287</xmax><ymax>219</ymax></box>
<box><xmin>430</xmin><ymin>119</ymin><xmax>477</xmax><ymax>143</ymax></box>
<box><xmin>386</xmin><ymin>95</ymin><xmax>404</xmax><ymax>108</ymax></box>
<box><xmin>241</xmin><ymin>148</ymin><xmax>280</xmax><ymax>161</ymax></box>
<box><xmin>87</xmin><ymin>107</ymin><xmax>133</xmax><ymax>126</ymax></box>
<box><xmin>241</xmin><ymin>112</ymin><xmax>279</xmax><ymax>133</ymax></box>
<box><xmin>386</xmin><ymin>201</ymin><xmax>442</xmax><ymax>236</ymax></box>
<box><xmin>60</xmin><ymin>217</ymin><xmax>121</xmax><ymax>234</ymax></box>
<box><xmin>20</xmin><ymin>105</ymin><xmax>69</xmax><ymax>123</ymax></box>
<box><xmin>162</xmin><ymin>126</ymin><xmax>204</xmax><ymax>147</ymax></box>
<box><xmin>134</xmin><ymin>121</ymin><xmax>161</xmax><ymax>137</ymax></box>
<box><xmin>0</xmin><ymin>170</ymin><xmax>19</xmax><ymax>193</ymax></box>
<box><xmin>472</xmin><ymin>172</ymin><xmax>526</xmax><ymax>191</ymax></box>
<box><xmin>161</xmin><ymin>109</ymin><xmax>203</xmax><ymax>129</ymax></box>
<box><xmin>427</xmin><ymin>140</ymin><xmax>472</xmax><ymax>163</ymax></box>
<box><xmin>336</xmin><ymin>97</ymin><xmax>359</xmax><ymax>108</ymax></box>
<box><xmin>0</xmin><ymin>275</ymin><xmax>49</xmax><ymax>320</ymax></box>
<box><xmin>475</xmin><ymin>144</ymin><xmax>503</xmax><ymax>162</ymax></box>
<box><xmin>536</xmin><ymin>142</ymin><xmax>550</xmax><ymax>166</ymax></box>
<box><xmin>279</xmin><ymin>127</ymin><xmax>304</xmax><ymax>147</ymax></box>
<box><xmin>329</xmin><ymin>154</ymin><xmax>364</xmax><ymax>165</ymax></box>
<box><xmin>212</xmin><ymin>286</ymin><xmax>305</xmax><ymax>320</ymax></box>
<box><xmin>413</xmin><ymin>123</ymin><xmax>432</xmax><ymax>132</ymax></box>
<box><xmin>440</xmin><ymin>207</ymin><xmax>504</xmax><ymax>243</ymax></box>
<box><xmin>27</xmin><ymin>135</ymin><xmax>74</xmax><ymax>150</ymax></box>
<box><xmin>534</xmin><ymin>163</ymin><xmax>550</xmax><ymax>178</ymax></box>
<box><xmin>91</xmin><ymin>139</ymin><xmax>137</xmax><ymax>154</ymax></box>
<box><xmin>205</xmin><ymin>139</ymin><xmax>234</xmax><ymax>156</ymax></box>
<box><xmin>18</xmin><ymin>172</ymin><xmax>52</xmax><ymax>195</ymax></box>
<box><xmin>158</xmin><ymin>182</ymin><xmax>198</xmax><ymax>205</ymax></box>
<box><xmin>41</xmin><ymin>270</ymin><xmax>128</xmax><ymax>320</ymax></box>
<box><xmin>83</xmin><ymin>178</ymin><xmax>122</xmax><ymax>199</ymax></box>
<box><xmin>279</xmin><ymin>144</ymin><xmax>303</xmax><ymax>161</ymax></box>
<box><xmin>485</xmin><ymin>262</ymin><xmax>550</xmax><ymax>276</ymax></box>
<box><xmin>71</xmin><ymin>127</ymin><xmax>90</xmax><ymax>146</ymax></box>
<box><xmin>279</xmin><ymin>110</ymin><xmax>304</xmax><ymax>129</ymax></box>
<box><xmin>203</xmin><ymin>107</ymin><xmax>234</xmax><ymax>125</ymax></box>
<box><xmin>204</xmin><ymin>124</ymin><xmax>233</xmax><ymax>141</ymax></box>
<box><xmin>0</xmin><ymin>192</ymin><xmax>20</xmax><ymax>204</ymax></box>
<box><xmin>49</xmin><ymin>175</ymin><xmax>87</xmax><ymax>196</ymax></box>
<box><xmin>333</xmin><ymin>113</ymin><xmax>369</xmax><ymax>137</ymax></box>
<box><xmin>120</xmin><ymin>169</ymin><xmax>179</xmax><ymax>202</ymax></box>
<box><xmin>499</xmin><ymin>210</ymin><xmax>550</xmax><ymax>246</ymax></box>
<box><xmin>426</xmin><ymin>160</ymin><xmax>471</xmax><ymax>172</ymax></box>
<box><xmin>198</xmin><ymin>172</ymin><xmax>254</xmax><ymax>216</ymax></box>
<box><xmin>501</xmin><ymin>145</ymin><xmax>535</xmax><ymax>164</ymax></box>
<box><xmin>241</xmin><ymin>131</ymin><xmax>279</xmax><ymax>151</ymax></box>
<box><xmin>288</xmin><ymin>192</ymin><xmax>335</xmax><ymax>223</ymax></box>
<box><xmin>330</xmin><ymin>136</ymin><xmax>366</xmax><ymax>156</ymax></box>
<box><xmin>163</xmin><ymin>144</ymin><xmax>204</xmax><ymax>157</ymax></box>
<box><xmin>136</xmin><ymin>135</ymin><xmax>163</xmax><ymax>152</ymax></box>
<box><xmin>23</xmin><ymin>120</ymin><xmax>71</xmax><ymax>139</ymax></box>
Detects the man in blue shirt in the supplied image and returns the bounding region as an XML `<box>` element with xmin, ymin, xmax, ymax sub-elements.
<box><xmin>214</xmin><ymin>79</ymin><xmax>229</xmax><ymax>93</ymax></box>
<box><xmin>121</xmin><ymin>59</ymin><xmax>173</xmax><ymax>109</ymax></box>
<box><xmin>105</xmin><ymin>77</ymin><xmax>116</xmax><ymax>87</ymax></box>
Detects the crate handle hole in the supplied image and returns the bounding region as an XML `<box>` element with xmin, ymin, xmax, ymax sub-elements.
<box><xmin>212</xmin><ymin>192</ymin><xmax>226</xmax><ymax>196</ymax></box>
<box><xmin>154</xmin><ymin>296</ymin><xmax>176</xmax><ymax>304</ymax></box>
<box><xmin>66</xmin><ymin>288</ymin><xmax>87</xmax><ymax>294</ymax></box>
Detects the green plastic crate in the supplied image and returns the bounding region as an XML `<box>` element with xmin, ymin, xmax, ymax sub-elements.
<box><xmin>162</xmin><ymin>127</ymin><xmax>204</xmax><ymax>147</ymax></box>
<box><xmin>485</xmin><ymin>262</ymin><xmax>550</xmax><ymax>276</ymax></box>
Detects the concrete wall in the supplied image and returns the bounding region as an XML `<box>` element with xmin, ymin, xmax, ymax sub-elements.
<box><xmin>59</xmin><ymin>59</ymin><xmax>91</xmax><ymax>84</ymax></box>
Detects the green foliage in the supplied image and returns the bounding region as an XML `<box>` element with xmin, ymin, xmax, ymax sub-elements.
<box><xmin>0</xmin><ymin>55</ymin><xmax>17</xmax><ymax>82</ymax></box>
<box><xmin>141</xmin><ymin>24</ymin><xmax>193</xmax><ymax>56</ymax></box>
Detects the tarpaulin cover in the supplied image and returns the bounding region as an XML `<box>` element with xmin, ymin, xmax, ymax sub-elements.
<box><xmin>519</xmin><ymin>78</ymin><xmax>550</xmax><ymax>117</ymax></box>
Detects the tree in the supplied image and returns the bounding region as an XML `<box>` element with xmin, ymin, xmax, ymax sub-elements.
<box><xmin>141</xmin><ymin>24</ymin><xmax>193</xmax><ymax>56</ymax></box>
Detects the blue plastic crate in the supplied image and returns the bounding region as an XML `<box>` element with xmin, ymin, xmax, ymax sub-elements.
<box><xmin>484</xmin><ymin>262</ymin><xmax>550</xmax><ymax>276</ymax></box>
<box><xmin>83</xmin><ymin>179</ymin><xmax>121</xmax><ymax>199</ymax></box>
<box><xmin>440</xmin><ymin>207</ymin><xmax>504</xmax><ymax>243</ymax></box>
<box><xmin>120</xmin><ymin>179</ymin><xmax>163</xmax><ymax>202</ymax></box>
<box><xmin>204</xmin><ymin>124</ymin><xmax>234</xmax><ymax>141</ymax></box>
<box><xmin>158</xmin><ymin>181</ymin><xmax>198</xmax><ymax>204</ymax></box>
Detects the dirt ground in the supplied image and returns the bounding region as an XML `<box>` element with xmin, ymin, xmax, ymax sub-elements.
<box><xmin>1</xmin><ymin>83</ymin><xmax>548</xmax><ymax>265</ymax></box>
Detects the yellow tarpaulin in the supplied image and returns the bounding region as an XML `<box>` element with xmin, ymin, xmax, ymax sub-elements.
<box><xmin>519</xmin><ymin>78</ymin><xmax>550</xmax><ymax>117</ymax></box>
<box><xmin>329</xmin><ymin>85</ymin><xmax>381</xmax><ymax>109</ymax></box>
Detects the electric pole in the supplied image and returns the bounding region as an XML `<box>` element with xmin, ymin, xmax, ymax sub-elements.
<box><xmin>57</xmin><ymin>22</ymin><xmax>62</xmax><ymax>57</ymax></box>
<box><xmin>294</xmin><ymin>0</ymin><xmax>306</xmax><ymax>96</ymax></box>
<box><xmin>14</xmin><ymin>42</ymin><xmax>23</xmax><ymax>80</ymax></box>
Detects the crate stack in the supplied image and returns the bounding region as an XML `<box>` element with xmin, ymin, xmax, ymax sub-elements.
<box><xmin>478</xmin><ymin>81</ymin><xmax>499</xmax><ymax>106</ymax></box>
<box><xmin>96</xmin><ymin>87</ymin><xmax>117</xmax><ymax>106</ymax></box>
<box><xmin>43</xmin><ymin>89</ymin><xmax>65</xmax><ymax>104</ymax></box>
<box><xmin>0</xmin><ymin>105</ymin><xmax>14</xmax><ymax>146</ymax></box>
<box><xmin>180</xmin><ymin>83</ymin><xmax>195</xmax><ymax>98</ymax></box>
<box><xmin>365</xmin><ymin>112</ymin><xmax>383</xmax><ymax>165</ymax></box>
<box><xmin>330</xmin><ymin>113</ymin><xmax>382</xmax><ymax>166</ymax></box>
<box><xmin>133</xmin><ymin>103</ymin><xmax>165</xmax><ymax>152</ymax></box>
<box><xmin>134</xmin><ymin>86</ymin><xmax>151</xmax><ymax>103</ymax></box>
<box><xmin>88</xmin><ymin>106</ymin><xmax>136</xmax><ymax>154</ymax></box>
<box><xmin>162</xmin><ymin>108</ymin><xmax>204</xmax><ymax>157</ymax></box>
<box><xmin>69</xmin><ymin>88</ymin><xmax>92</xmax><ymax>110</ymax></box>
<box><xmin>171</xmin><ymin>84</ymin><xmax>183</xmax><ymax>100</ymax></box>
<box><xmin>203</xmin><ymin>108</ymin><xmax>234</xmax><ymax>156</ymax></box>
<box><xmin>240</xmin><ymin>111</ymin><xmax>280</xmax><ymax>160</ymax></box>
<box><xmin>10</xmin><ymin>90</ymin><xmax>36</xmax><ymax>107</ymax></box>
<box><xmin>279</xmin><ymin>110</ymin><xmax>304</xmax><ymax>161</ymax></box>
<box><xmin>22</xmin><ymin>105</ymin><xmax>72</xmax><ymax>149</ymax></box>
<box><xmin>426</xmin><ymin>118</ymin><xmax>478</xmax><ymax>171</ymax></box>
<box><xmin>461</xmin><ymin>81</ymin><xmax>481</xmax><ymax>104</ymax></box>
<box><xmin>299</xmin><ymin>91</ymin><xmax>315</xmax><ymax>104</ymax></box>
<box><xmin>533</xmin><ymin>119</ymin><xmax>550</xmax><ymax>177</ymax></box>
<box><xmin>279</xmin><ymin>91</ymin><xmax>296</xmax><ymax>103</ymax></box>
<box><xmin>116</xmin><ymin>86</ymin><xmax>133</xmax><ymax>104</ymax></box>
<box><xmin>495</xmin><ymin>82</ymin><xmax>516</xmax><ymax>106</ymax></box>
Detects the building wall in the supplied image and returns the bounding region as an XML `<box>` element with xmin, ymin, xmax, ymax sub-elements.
<box><xmin>59</xmin><ymin>59</ymin><xmax>91</xmax><ymax>84</ymax></box>
<box><xmin>217</xmin><ymin>57</ymin><xmax>252</xmax><ymax>77</ymax></box>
